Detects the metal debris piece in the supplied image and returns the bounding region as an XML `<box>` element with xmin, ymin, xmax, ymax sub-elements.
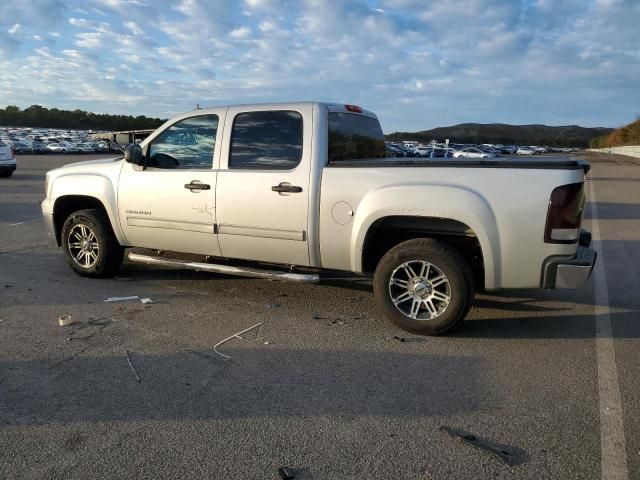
<box><xmin>124</xmin><ymin>350</ymin><xmax>141</xmax><ymax>382</ymax></box>
<box><xmin>140</xmin><ymin>297</ymin><xmax>154</xmax><ymax>304</ymax></box>
<box><xmin>213</xmin><ymin>323</ymin><xmax>263</xmax><ymax>359</ymax></box>
<box><xmin>104</xmin><ymin>296</ymin><xmax>140</xmax><ymax>302</ymax></box>
<box><xmin>278</xmin><ymin>467</ymin><xmax>295</xmax><ymax>479</ymax></box>
<box><xmin>58</xmin><ymin>315</ymin><xmax>76</xmax><ymax>326</ymax></box>
<box><xmin>439</xmin><ymin>425</ymin><xmax>521</xmax><ymax>466</ymax></box>
<box><xmin>394</xmin><ymin>335</ymin><xmax>406</xmax><ymax>342</ymax></box>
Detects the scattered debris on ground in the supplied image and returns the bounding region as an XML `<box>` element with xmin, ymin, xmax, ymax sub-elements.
<box><xmin>58</xmin><ymin>315</ymin><xmax>76</xmax><ymax>326</ymax></box>
<box><xmin>66</xmin><ymin>317</ymin><xmax>113</xmax><ymax>341</ymax></box>
<box><xmin>278</xmin><ymin>467</ymin><xmax>295</xmax><ymax>479</ymax></box>
<box><xmin>213</xmin><ymin>323</ymin><xmax>263</xmax><ymax>359</ymax></box>
<box><xmin>105</xmin><ymin>295</ymin><xmax>140</xmax><ymax>302</ymax></box>
<box><xmin>439</xmin><ymin>425</ymin><xmax>525</xmax><ymax>466</ymax></box>
<box><xmin>313</xmin><ymin>314</ymin><xmax>346</xmax><ymax>325</ymax></box>
<box><xmin>140</xmin><ymin>297</ymin><xmax>154</xmax><ymax>304</ymax></box>
<box><xmin>124</xmin><ymin>350</ymin><xmax>142</xmax><ymax>382</ymax></box>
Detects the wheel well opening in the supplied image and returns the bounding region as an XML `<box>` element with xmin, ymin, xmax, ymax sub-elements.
<box><xmin>53</xmin><ymin>196</ymin><xmax>108</xmax><ymax>245</ymax></box>
<box><xmin>362</xmin><ymin>216</ymin><xmax>485</xmax><ymax>288</ymax></box>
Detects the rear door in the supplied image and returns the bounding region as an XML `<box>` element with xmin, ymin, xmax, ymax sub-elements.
<box><xmin>215</xmin><ymin>105</ymin><xmax>313</xmax><ymax>266</ymax></box>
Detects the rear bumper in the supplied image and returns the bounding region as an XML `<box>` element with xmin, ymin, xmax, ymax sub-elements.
<box><xmin>542</xmin><ymin>230</ymin><xmax>597</xmax><ymax>289</ymax></box>
<box><xmin>0</xmin><ymin>163</ymin><xmax>16</xmax><ymax>172</ymax></box>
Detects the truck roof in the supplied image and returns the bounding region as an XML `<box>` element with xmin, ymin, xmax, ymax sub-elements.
<box><xmin>174</xmin><ymin>101</ymin><xmax>378</xmax><ymax>120</ymax></box>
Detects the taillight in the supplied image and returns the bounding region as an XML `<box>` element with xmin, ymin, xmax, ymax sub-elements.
<box><xmin>344</xmin><ymin>104</ymin><xmax>362</xmax><ymax>113</ymax></box>
<box><xmin>11</xmin><ymin>147</ymin><xmax>16</xmax><ymax>158</ymax></box>
<box><xmin>545</xmin><ymin>182</ymin><xmax>585</xmax><ymax>243</ymax></box>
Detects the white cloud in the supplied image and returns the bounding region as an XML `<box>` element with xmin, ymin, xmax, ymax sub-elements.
<box><xmin>75</xmin><ymin>32</ymin><xmax>102</xmax><ymax>48</ymax></box>
<box><xmin>8</xmin><ymin>24</ymin><xmax>21</xmax><ymax>34</ymax></box>
<box><xmin>123</xmin><ymin>20</ymin><xmax>143</xmax><ymax>35</ymax></box>
<box><xmin>230</xmin><ymin>26</ymin><xmax>251</xmax><ymax>39</ymax></box>
<box><xmin>0</xmin><ymin>0</ymin><xmax>637</xmax><ymax>131</ymax></box>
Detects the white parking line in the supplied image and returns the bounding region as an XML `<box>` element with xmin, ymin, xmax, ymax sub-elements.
<box><xmin>9</xmin><ymin>219</ymin><xmax>41</xmax><ymax>226</ymax></box>
<box><xmin>589</xmin><ymin>180</ymin><xmax>629</xmax><ymax>480</ymax></box>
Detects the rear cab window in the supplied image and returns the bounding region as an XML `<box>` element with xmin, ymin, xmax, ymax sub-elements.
<box><xmin>328</xmin><ymin>112</ymin><xmax>387</xmax><ymax>163</ymax></box>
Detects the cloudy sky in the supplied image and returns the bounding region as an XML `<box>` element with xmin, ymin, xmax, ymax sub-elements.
<box><xmin>0</xmin><ymin>0</ymin><xmax>638</xmax><ymax>132</ymax></box>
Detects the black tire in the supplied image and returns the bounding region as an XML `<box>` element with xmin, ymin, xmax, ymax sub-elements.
<box><xmin>61</xmin><ymin>149</ymin><xmax>66</xmax><ymax>154</ymax></box>
<box><xmin>373</xmin><ymin>238</ymin><xmax>474</xmax><ymax>335</ymax></box>
<box><xmin>61</xmin><ymin>209</ymin><xmax>124</xmax><ymax>278</ymax></box>
<box><xmin>0</xmin><ymin>170</ymin><xmax>13</xmax><ymax>178</ymax></box>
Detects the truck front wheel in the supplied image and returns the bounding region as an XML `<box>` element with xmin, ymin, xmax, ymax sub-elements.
<box><xmin>373</xmin><ymin>238</ymin><xmax>474</xmax><ymax>335</ymax></box>
<box><xmin>61</xmin><ymin>209</ymin><xmax>124</xmax><ymax>278</ymax></box>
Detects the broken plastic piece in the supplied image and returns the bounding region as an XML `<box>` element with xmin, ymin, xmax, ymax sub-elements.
<box><xmin>213</xmin><ymin>323</ymin><xmax>263</xmax><ymax>359</ymax></box>
<box><xmin>140</xmin><ymin>298</ymin><xmax>154</xmax><ymax>304</ymax></box>
<box><xmin>278</xmin><ymin>467</ymin><xmax>295</xmax><ymax>479</ymax></box>
<box><xmin>104</xmin><ymin>296</ymin><xmax>140</xmax><ymax>302</ymax></box>
<box><xmin>439</xmin><ymin>425</ymin><xmax>521</xmax><ymax>466</ymax></box>
<box><xmin>394</xmin><ymin>335</ymin><xmax>406</xmax><ymax>342</ymax></box>
<box><xmin>58</xmin><ymin>315</ymin><xmax>76</xmax><ymax>326</ymax></box>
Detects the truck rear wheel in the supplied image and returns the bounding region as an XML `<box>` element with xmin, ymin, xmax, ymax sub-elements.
<box><xmin>373</xmin><ymin>238</ymin><xmax>474</xmax><ymax>335</ymax></box>
<box><xmin>61</xmin><ymin>209</ymin><xmax>124</xmax><ymax>278</ymax></box>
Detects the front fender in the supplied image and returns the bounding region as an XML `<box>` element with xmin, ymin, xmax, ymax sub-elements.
<box><xmin>49</xmin><ymin>173</ymin><xmax>126</xmax><ymax>245</ymax></box>
<box><xmin>351</xmin><ymin>184</ymin><xmax>501</xmax><ymax>289</ymax></box>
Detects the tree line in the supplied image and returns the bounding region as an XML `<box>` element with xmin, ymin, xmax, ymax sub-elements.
<box><xmin>0</xmin><ymin>105</ymin><xmax>166</xmax><ymax>131</ymax></box>
<box><xmin>589</xmin><ymin>117</ymin><xmax>640</xmax><ymax>148</ymax></box>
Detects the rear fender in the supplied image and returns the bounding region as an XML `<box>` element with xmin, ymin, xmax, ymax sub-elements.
<box><xmin>351</xmin><ymin>184</ymin><xmax>501</xmax><ymax>289</ymax></box>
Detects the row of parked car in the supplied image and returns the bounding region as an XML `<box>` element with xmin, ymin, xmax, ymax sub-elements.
<box><xmin>386</xmin><ymin>142</ymin><xmax>581</xmax><ymax>159</ymax></box>
<box><xmin>0</xmin><ymin>126</ymin><xmax>117</xmax><ymax>155</ymax></box>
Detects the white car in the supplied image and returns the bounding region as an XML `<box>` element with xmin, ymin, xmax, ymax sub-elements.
<box><xmin>0</xmin><ymin>142</ymin><xmax>16</xmax><ymax>177</ymax></box>
<box><xmin>413</xmin><ymin>146</ymin><xmax>432</xmax><ymax>157</ymax></box>
<box><xmin>517</xmin><ymin>147</ymin><xmax>536</xmax><ymax>155</ymax></box>
<box><xmin>78</xmin><ymin>143</ymin><xmax>96</xmax><ymax>153</ymax></box>
<box><xmin>47</xmin><ymin>142</ymin><xmax>78</xmax><ymax>154</ymax></box>
<box><xmin>452</xmin><ymin>147</ymin><xmax>495</xmax><ymax>158</ymax></box>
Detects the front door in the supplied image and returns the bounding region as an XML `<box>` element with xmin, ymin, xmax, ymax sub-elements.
<box><xmin>118</xmin><ymin>111</ymin><xmax>224</xmax><ymax>256</ymax></box>
<box><xmin>215</xmin><ymin>105</ymin><xmax>313</xmax><ymax>266</ymax></box>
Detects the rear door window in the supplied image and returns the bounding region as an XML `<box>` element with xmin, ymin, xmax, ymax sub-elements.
<box><xmin>229</xmin><ymin>111</ymin><xmax>303</xmax><ymax>169</ymax></box>
<box><xmin>328</xmin><ymin>113</ymin><xmax>387</xmax><ymax>162</ymax></box>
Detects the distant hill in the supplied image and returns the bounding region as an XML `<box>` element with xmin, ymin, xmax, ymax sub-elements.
<box><xmin>589</xmin><ymin>118</ymin><xmax>640</xmax><ymax>148</ymax></box>
<box><xmin>386</xmin><ymin>123</ymin><xmax>613</xmax><ymax>148</ymax></box>
<box><xmin>0</xmin><ymin>105</ymin><xmax>166</xmax><ymax>131</ymax></box>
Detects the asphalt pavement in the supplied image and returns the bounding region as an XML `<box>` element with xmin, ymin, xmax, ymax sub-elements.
<box><xmin>0</xmin><ymin>153</ymin><xmax>638</xmax><ymax>479</ymax></box>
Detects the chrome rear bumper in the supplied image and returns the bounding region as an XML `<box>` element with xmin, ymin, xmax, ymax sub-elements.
<box><xmin>542</xmin><ymin>231</ymin><xmax>597</xmax><ymax>289</ymax></box>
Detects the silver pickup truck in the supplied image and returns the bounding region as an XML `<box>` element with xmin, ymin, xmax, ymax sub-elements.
<box><xmin>41</xmin><ymin>102</ymin><xmax>596</xmax><ymax>334</ymax></box>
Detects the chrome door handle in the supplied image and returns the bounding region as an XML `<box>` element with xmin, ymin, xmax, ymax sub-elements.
<box><xmin>271</xmin><ymin>182</ymin><xmax>302</xmax><ymax>193</ymax></box>
<box><xmin>185</xmin><ymin>181</ymin><xmax>210</xmax><ymax>191</ymax></box>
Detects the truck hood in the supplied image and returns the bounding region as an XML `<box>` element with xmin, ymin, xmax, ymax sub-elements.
<box><xmin>62</xmin><ymin>156</ymin><xmax>123</xmax><ymax>168</ymax></box>
<box><xmin>46</xmin><ymin>157</ymin><xmax>125</xmax><ymax>186</ymax></box>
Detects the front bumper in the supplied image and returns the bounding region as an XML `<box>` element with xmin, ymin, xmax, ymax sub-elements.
<box><xmin>542</xmin><ymin>230</ymin><xmax>597</xmax><ymax>289</ymax></box>
<box><xmin>41</xmin><ymin>200</ymin><xmax>58</xmax><ymax>246</ymax></box>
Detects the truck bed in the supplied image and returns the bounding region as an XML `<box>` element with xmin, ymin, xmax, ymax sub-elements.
<box><xmin>327</xmin><ymin>155</ymin><xmax>590</xmax><ymax>173</ymax></box>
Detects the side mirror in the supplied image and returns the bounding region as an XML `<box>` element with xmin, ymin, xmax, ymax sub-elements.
<box><xmin>124</xmin><ymin>144</ymin><xmax>143</xmax><ymax>165</ymax></box>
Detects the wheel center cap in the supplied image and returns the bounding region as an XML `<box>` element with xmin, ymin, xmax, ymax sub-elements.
<box><xmin>412</xmin><ymin>280</ymin><xmax>431</xmax><ymax>297</ymax></box>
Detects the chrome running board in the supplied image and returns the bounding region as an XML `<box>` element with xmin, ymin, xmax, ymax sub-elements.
<box><xmin>127</xmin><ymin>252</ymin><xmax>320</xmax><ymax>283</ymax></box>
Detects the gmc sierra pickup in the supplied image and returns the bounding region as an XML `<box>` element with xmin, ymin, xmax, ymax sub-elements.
<box><xmin>41</xmin><ymin>102</ymin><xmax>596</xmax><ymax>334</ymax></box>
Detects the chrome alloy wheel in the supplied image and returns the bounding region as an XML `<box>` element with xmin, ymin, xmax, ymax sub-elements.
<box><xmin>388</xmin><ymin>260</ymin><xmax>451</xmax><ymax>320</ymax></box>
<box><xmin>67</xmin><ymin>223</ymin><xmax>100</xmax><ymax>268</ymax></box>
